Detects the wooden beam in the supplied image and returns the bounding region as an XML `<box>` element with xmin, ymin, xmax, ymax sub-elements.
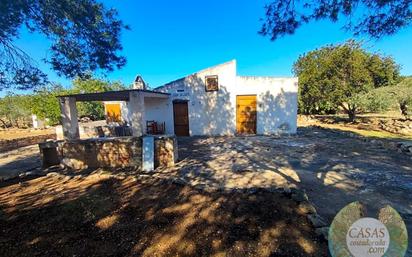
<box><xmin>58</xmin><ymin>89</ymin><xmax>170</xmax><ymax>102</ymax></box>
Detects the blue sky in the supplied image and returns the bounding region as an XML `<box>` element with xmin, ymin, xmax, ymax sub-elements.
<box><xmin>11</xmin><ymin>0</ymin><xmax>412</xmax><ymax>93</ymax></box>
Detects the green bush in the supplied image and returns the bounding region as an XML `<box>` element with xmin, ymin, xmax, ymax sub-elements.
<box><xmin>353</xmin><ymin>77</ymin><xmax>412</xmax><ymax>116</ymax></box>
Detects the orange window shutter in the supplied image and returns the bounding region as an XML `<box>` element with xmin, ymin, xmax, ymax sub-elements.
<box><xmin>106</xmin><ymin>103</ymin><xmax>122</xmax><ymax>122</ymax></box>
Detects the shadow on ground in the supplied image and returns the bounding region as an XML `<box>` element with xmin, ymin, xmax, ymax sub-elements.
<box><xmin>1</xmin><ymin>125</ymin><xmax>411</xmax><ymax>256</ymax></box>
<box><xmin>0</xmin><ymin>145</ymin><xmax>41</xmax><ymax>179</ymax></box>
<box><xmin>172</xmin><ymin>126</ymin><xmax>412</xmax><ymax>255</ymax></box>
<box><xmin>0</xmin><ymin>173</ymin><xmax>327</xmax><ymax>257</ymax></box>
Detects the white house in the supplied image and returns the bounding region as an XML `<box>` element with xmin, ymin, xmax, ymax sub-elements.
<box><xmin>147</xmin><ymin>59</ymin><xmax>298</xmax><ymax>136</ymax></box>
<box><xmin>58</xmin><ymin>60</ymin><xmax>298</xmax><ymax>139</ymax></box>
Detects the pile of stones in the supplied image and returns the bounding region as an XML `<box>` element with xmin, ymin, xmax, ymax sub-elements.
<box><xmin>379</xmin><ymin>119</ymin><xmax>412</xmax><ymax>135</ymax></box>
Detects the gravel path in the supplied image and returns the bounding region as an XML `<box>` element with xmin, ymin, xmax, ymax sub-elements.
<box><xmin>0</xmin><ymin>145</ymin><xmax>41</xmax><ymax>180</ymax></box>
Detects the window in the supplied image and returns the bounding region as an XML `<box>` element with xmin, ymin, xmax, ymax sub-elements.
<box><xmin>205</xmin><ymin>75</ymin><xmax>219</xmax><ymax>92</ymax></box>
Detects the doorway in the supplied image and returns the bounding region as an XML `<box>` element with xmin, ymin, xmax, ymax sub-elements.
<box><xmin>173</xmin><ymin>101</ymin><xmax>190</xmax><ymax>136</ymax></box>
<box><xmin>236</xmin><ymin>95</ymin><xmax>257</xmax><ymax>134</ymax></box>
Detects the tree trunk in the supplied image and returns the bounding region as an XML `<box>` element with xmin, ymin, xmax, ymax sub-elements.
<box><xmin>14</xmin><ymin>118</ymin><xmax>20</xmax><ymax>128</ymax></box>
<box><xmin>400</xmin><ymin>102</ymin><xmax>408</xmax><ymax>117</ymax></box>
<box><xmin>347</xmin><ymin>106</ymin><xmax>357</xmax><ymax>122</ymax></box>
<box><xmin>0</xmin><ymin>118</ymin><xmax>7</xmax><ymax>129</ymax></box>
<box><xmin>340</xmin><ymin>103</ymin><xmax>357</xmax><ymax>122</ymax></box>
<box><xmin>348</xmin><ymin>111</ymin><xmax>356</xmax><ymax>121</ymax></box>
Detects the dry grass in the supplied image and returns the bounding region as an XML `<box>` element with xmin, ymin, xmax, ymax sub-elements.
<box><xmin>0</xmin><ymin>172</ymin><xmax>327</xmax><ymax>257</ymax></box>
<box><xmin>302</xmin><ymin>122</ymin><xmax>412</xmax><ymax>140</ymax></box>
<box><xmin>0</xmin><ymin>128</ymin><xmax>55</xmax><ymax>141</ymax></box>
<box><xmin>298</xmin><ymin>115</ymin><xmax>412</xmax><ymax>140</ymax></box>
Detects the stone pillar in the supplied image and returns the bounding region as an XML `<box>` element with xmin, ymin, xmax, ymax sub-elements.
<box><xmin>128</xmin><ymin>91</ymin><xmax>145</xmax><ymax>136</ymax></box>
<box><xmin>59</xmin><ymin>97</ymin><xmax>79</xmax><ymax>140</ymax></box>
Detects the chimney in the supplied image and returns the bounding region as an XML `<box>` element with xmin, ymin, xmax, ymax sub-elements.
<box><xmin>133</xmin><ymin>75</ymin><xmax>146</xmax><ymax>90</ymax></box>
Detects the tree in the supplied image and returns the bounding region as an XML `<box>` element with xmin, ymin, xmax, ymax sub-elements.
<box><xmin>29</xmin><ymin>77</ymin><xmax>127</xmax><ymax>125</ymax></box>
<box><xmin>0</xmin><ymin>93</ymin><xmax>32</xmax><ymax>128</ymax></box>
<box><xmin>72</xmin><ymin>76</ymin><xmax>125</xmax><ymax>93</ymax></box>
<box><xmin>396</xmin><ymin>77</ymin><xmax>412</xmax><ymax>117</ymax></box>
<box><xmin>294</xmin><ymin>40</ymin><xmax>401</xmax><ymax>120</ymax></box>
<box><xmin>30</xmin><ymin>85</ymin><xmax>69</xmax><ymax>125</ymax></box>
<box><xmin>0</xmin><ymin>0</ymin><xmax>128</xmax><ymax>91</ymax></box>
<box><xmin>355</xmin><ymin>77</ymin><xmax>412</xmax><ymax>117</ymax></box>
<box><xmin>352</xmin><ymin>89</ymin><xmax>397</xmax><ymax>113</ymax></box>
<box><xmin>72</xmin><ymin>77</ymin><xmax>126</xmax><ymax>120</ymax></box>
<box><xmin>378</xmin><ymin>77</ymin><xmax>412</xmax><ymax>117</ymax></box>
<box><xmin>260</xmin><ymin>0</ymin><xmax>412</xmax><ymax>40</ymax></box>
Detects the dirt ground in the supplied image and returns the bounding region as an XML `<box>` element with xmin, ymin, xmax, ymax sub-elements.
<box><xmin>0</xmin><ymin>128</ymin><xmax>55</xmax><ymax>141</ymax></box>
<box><xmin>169</xmin><ymin>126</ymin><xmax>412</xmax><ymax>255</ymax></box>
<box><xmin>0</xmin><ymin>145</ymin><xmax>41</xmax><ymax>179</ymax></box>
<box><xmin>1</xmin><ymin>120</ymin><xmax>411</xmax><ymax>256</ymax></box>
<box><xmin>0</xmin><ymin>172</ymin><xmax>327</xmax><ymax>257</ymax></box>
<box><xmin>298</xmin><ymin>114</ymin><xmax>412</xmax><ymax>139</ymax></box>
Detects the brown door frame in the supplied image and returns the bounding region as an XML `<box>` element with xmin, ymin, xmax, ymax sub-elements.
<box><xmin>173</xmin><ymin>100</ymin><xmax>190</xmax><ymax>136</ymax></box>
<box><xmin>236</xmin><ymin>95</ymin><xmax>257</xmax><ymax>134</ymax></box>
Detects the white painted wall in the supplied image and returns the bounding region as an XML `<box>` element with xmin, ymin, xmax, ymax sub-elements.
<box><xmin>32</xmin><ymin>114</ymin><xmax>46</xmax><ymax>129</ymax></box>
<box><xmin>122</xmin><ymin>93</ymin><xmax>174</xmax><ymax>135</ymax></box>
<box><xmin>59</xmin><ymin>96</ymin><xmax>80</xmax><ymax>139</ymax></box>
<box><xmin>128</xmin><ymin>91</ymin><xmax>145</xmax><ymax>136</ymax></box>
<box><xmin>156</xmin><ymin>60</ymin><xmax>298</xmax><ymax>135</ymax></box>
<box><xmin>144</xmin><ymin>97</ymin><xmax>174</xmax><ymax>134</ymax></box>
<box><xmin>236</xmin><ymin>76</ymin><xmax>298</xmax><ymax>134</ymax></box>
<box><xmin>120</xmin><ymin>102</ymin><xmax>129</xmax><ymax>122</ymax></box>
<box><xmin>157</xmin><ymin>60</ymin><xmax>237</xmax><ymax>136</ymax></box>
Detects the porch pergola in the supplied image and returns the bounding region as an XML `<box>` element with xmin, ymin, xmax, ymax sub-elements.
<box><xmin>58</xmin><ymin>89</ymin><xmax>170</xmax><ymax>140</ymax></box>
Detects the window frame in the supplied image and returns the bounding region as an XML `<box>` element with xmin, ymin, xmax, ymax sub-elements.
<box><xmin>205</xmin><ymin>75</ymin><xmax>219</xmax><ymax>92</ymax></box>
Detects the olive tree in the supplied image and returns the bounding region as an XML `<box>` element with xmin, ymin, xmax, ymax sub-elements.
<box><xmin>294</xmin><ymin>40</ymin><xmax>401</xmax><ymax>120</ymax></box>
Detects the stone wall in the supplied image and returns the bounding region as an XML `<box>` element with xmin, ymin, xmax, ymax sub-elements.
<box><xmin>40</xmin><ymin>135</ymin><xmax>177</xmax><ymax>170</ymax></box>
<box><xmin>56</xmin><ymin>123</ymin><xmax>132</xmax><ymax>140</ymax></box>
<box><xmin>60</xmin><ymin>137</ymin><xmax>142</xmax><ymax>169</ymax></box>
<box><xmin>298</xmin><ymin>115</ymin><xmax>412</xmax><ymax>136</ymax></box>
<box><xmin>326</xmin><ymin>127</ymin><xmax>412</xmax><ymax>158</ymax></box>
<box><xmin>154</xmin><ymin>136</ymin><xmax>178</xmax><ymax>168</ymax></box>
<box><xmin>378</xmin><ymin>119</ymin><xmax>412</xmax><ymax>135</ymax></box>
<box><xmin>0</xmin><ymin>134</ymin><xmax>56</xmax><ymax>153</ymax></box>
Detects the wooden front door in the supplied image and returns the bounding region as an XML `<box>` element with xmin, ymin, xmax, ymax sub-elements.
<box><xmin>105</xmin><ymin>103</ymin><xmax>122</xmax><ymax>123</ymax></box>
<box><xmin>236</xmin><ymin>95</ymin><xmax>257</xmax><ymax>134</ymax></box>
<box><xmin>173</xmin><ymin>101</ymin><xmax>190</xmax><ymax>136</ymax></box>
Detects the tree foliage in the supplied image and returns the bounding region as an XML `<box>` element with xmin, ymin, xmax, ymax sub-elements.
<box><xmin>30</xmin><ymin>85</ymin><xmax>69</xmax><ymax>125</ymax></box>
<box><xmin>0</xmin><ymin>77</ymin><xmax>127</xmax><ymax>127</ymax></box>
<box><xmin>353</xmin><ymin>77</ymin><xmax>412</xmax><ymax>117</ymax></box>
<box><xmin>352</xmin><ymin>89</ymin><xmax>397</xmax><ymax>113</ymax></box>
<box><xmin>260</xmin><ymin>0</ymin><xmax>412</xmax><ymax>40</ymax></box>
<box><xmin>367</xmin><ymin>77</ymin><xmax>412</xmax><ymax>116</ymax></box>
<box><xmin>0</xmin><ymin>93</ymin><xmax>32</xmax><ymax>128</ymax></box>
<box><xmin>0</xmin><ymin>0</ymin><xmax>127</xmax><ymax>90</ymax></box>
<box><xmin>72</xmin><ymin>77</ymin><xmax>126</xmax><ymax>120</ymax></box>
<box><xmin>395</xmin><ymin>77</ymin><xmax>412</xmax><ymax>116</ymax></box>
<box><xmin>294</xmin><ymin>40</ymin><xmax>401</xmax><ymax>120</ymax></box>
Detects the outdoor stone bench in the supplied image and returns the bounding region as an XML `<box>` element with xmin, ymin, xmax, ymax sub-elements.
<box><xmin>39</xmin><ymin>135</ymin><xmax>177</xmax><ymax>170</ymax></box>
